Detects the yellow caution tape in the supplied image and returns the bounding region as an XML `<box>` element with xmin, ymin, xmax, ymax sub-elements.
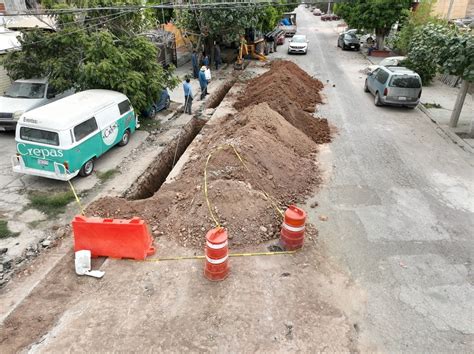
<box><xmin>67</xmin><ymin>179</ymin><xmax>86</xmax><ymax>216</ymax></box>
<box><xmin>203</xmin><ymin>144</ymin><xmax>284</xmax><ymax>228</ymax></box>
<box><xmin>139</xmin><ymin>250</ymin><xmax>296</xmax><ymax>262</ymax></box>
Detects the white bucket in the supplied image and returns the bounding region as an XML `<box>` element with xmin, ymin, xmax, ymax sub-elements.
<box><xmin>75</xmin><ymin>250</ymin><xmax>91</xmax><ymax>275</ymax></box>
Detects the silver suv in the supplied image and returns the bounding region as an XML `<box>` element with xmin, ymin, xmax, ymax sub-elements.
<box><xmin>364</xmin><ymin>66</ymin><xmax>422</xmax><ymax>109</ymax></box>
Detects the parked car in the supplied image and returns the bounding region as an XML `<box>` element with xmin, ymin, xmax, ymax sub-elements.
<box><xmin>12</xmin><ymin>90</ymin><xmax>138</xmax><ymax>180</ymax></box>
<box><xmin>141</xmin><ymin>89</ymin><xmax>171</xmax><ymax>118</ymax></box>
<box><xmin>321</xmin><ymin>14</ymin><xmax>331</xmax><ymax>21</ymax></box>
<box><xmin>0</xmin><ymin>78</ymin><xmax>72</xmax><ymax>131</ymax></box>
<box><xmin>313</xmin><ymin>8</ymin><xmax>322</xmax><ymax>16</ymax></box>
<box><xmin>337</xmin><ymin>31</ymin><xmax>360</xmax><ymax>50</ymax></box>
<box><xmin>364</xmin><ymin>66</ymin><xmax>422</xmax><ymax>109</ymax></box>
<box><xmin>288</xmin><ymin>34</ymin><xmax>309</xmax><ymax>54</ymax></box>
<box><xmin>366</xmin><ymin>56</ymin><xmax>407</xmax><ymax>74</ymax></box>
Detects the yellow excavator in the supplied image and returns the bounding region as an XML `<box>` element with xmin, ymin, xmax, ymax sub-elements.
<box><xmin>234</xmin><ymin>30</ymin><xmax>267</xmax><ymax>70</ymax></box>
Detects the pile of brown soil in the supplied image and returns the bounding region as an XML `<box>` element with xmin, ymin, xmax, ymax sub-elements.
<box><xmin>87</xmin><ymin>103</ymin><xmax>320</xmax><ymax>249</ymax></box>
<box><xmin>234</xmin><ymin>60</ymin><xmax>331</xmax><ymax>144</ymax></box>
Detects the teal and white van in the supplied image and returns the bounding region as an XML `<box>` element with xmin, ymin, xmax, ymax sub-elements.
<box><xmin>12</xmin><ymin>89</ymin><xmax>137</xmax><ymax>181</ymax></box>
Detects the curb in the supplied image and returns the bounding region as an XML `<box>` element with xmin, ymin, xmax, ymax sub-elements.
<box><xmin>418</xmin><ymin>104</ymin><xmax>474</xmax><ymax>154</ymax></box>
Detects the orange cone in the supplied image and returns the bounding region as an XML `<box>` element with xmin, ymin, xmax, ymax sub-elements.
<box><xmin>279</xmin><ymin>205</ymin><xmax>306</xmax><ymax>250</ymax></box>
<box><xmin>204</xmin><ymin>227</ymin><xmax>230</xmax><ymax>281</ymax></box>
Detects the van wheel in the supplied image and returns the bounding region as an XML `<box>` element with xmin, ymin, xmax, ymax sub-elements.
<box><xmin>374</xmin><ymin>92</ymin><xmax>382</xmax><ymax>106</ymax></box>
<box><xmin>165</xmin><ymin>97</ymin><xmax>171</xmax><ymax>110</ymax></box>
<box><xmin>364</xmin><ymin>80</ymin><xmax>369</xmax><ymax>92</ymax></box>
<box><xmin>118</xmin><ymin>129</ymin><xmax>130</xmax><ymax>147</ymax></box>
<box><xmin>149</xmin><ymin>106</ymin><xmax>157</xmax><ymax>118</ymax></box>
<box><xmin>79</xmin><ymin>159</ymin><xmax>94</xmax><ymax>177</ymax></box>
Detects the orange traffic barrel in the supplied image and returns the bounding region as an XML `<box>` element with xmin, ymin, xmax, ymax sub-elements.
<box><xmin>280</xmin><ymin>205</ymin><xmax>306</xmax><ymax>251</ymax></box>
<box><xmin>204</xmin><ymin>227</ymin><xmax>230</xmax><ymax>281</ymax></box>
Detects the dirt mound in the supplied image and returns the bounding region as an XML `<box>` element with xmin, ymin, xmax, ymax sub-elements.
<box><xmin>87</xmin><ymin>103</ymin><xmax>320</xmax><ymax>249</ymax></box>
<box><xmin>234</xmin><ymin>60</ymin><xmax>331</xmax><ymax>144</ymax></box>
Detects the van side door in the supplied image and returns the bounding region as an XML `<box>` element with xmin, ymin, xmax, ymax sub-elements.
<box><xmin>71</xmin><ymin>117</ymin><xmax>102</xmax><ymax>169</ymax></box>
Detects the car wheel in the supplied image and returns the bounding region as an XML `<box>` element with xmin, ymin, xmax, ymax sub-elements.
<box><xmin>149</xmin><ymin>106</ymin><xmax>157</xmax><ymax>118</ymax></box>
<box><xmin>374</xmin><ymin>92</ymin><xmax>382</xmax><ymax>106</ymax></box>
<box><xmin>165</xmin><ymin>97</ymin><xmax>171</xmax><ymax>110</ymax></box>
<box><xmin>364</xmin><ymin>80</ymin><xmax>369</xmax><ymax>92</ymax></box>
<box><xmin>118</xmin><ymin>129</ymin><xmax>130</xmax><ymax>147</ymax></box>
<box><xmin>79</xmin><ymin>158</ymin><xmax>94</xmax><ymax>177</ymax></box>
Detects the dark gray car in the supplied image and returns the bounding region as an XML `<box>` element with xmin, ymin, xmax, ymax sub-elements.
<box><xmin>337</xmin><ymin>32</ymin><xmax>360</xmax><ymax>50</ymax></box>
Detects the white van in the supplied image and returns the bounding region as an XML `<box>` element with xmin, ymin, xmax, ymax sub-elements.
<box><xmin>0</xmin><ymin>78</ymin><xmax>72</xmax><ymax>131</ymax></box>
<box><xmin>12</xmin><ymin>89</ymin><xmax>138</xmax><ymax>180</ymax></box>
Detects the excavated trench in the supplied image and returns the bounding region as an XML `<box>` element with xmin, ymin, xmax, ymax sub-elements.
<box><xmin>124</xmin><ymin>76</ymin><xmax>238</xmax><ymax>200</ymax></box>
<box><xmin>124</xmin><ymin>117</ymin><xmax>205</xmax><ymax>200</ymax></box>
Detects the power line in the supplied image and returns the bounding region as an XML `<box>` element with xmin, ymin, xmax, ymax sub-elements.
<box><xmin>0</xmin><ymin>1</ymin><xmax>301</xmax><ymax>16</ymax></box>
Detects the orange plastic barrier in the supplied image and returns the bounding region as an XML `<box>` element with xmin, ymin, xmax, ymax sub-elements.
<box><xmin>204</xmin><ymin>227</ymin><xmax>230</xmax><ymax>281</ymax></box>
<box><xmin>72</xmin><ymin>215</ymin><xmax>155</xmax><ymax>260</ymax></box>
<box><xmin>279</xmin><ymin>205</ymin><xmax>306</xmax><ymax>251</ymax></box>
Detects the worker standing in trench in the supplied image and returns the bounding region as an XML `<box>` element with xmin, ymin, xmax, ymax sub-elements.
<box><xmin>199</xmin><ymin>66</ymin><xmax>209</xmax><ymax>100</ymax></box>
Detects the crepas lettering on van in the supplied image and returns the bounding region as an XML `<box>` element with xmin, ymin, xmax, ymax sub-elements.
<box><xmin>102</xmin><ymin>122</ymin><xmax>119</xmax><ymax>146</ymax></box>
<box><xmin>17</xmin><ymin>143</ymin><xmax>64</xmax><ymax>159</ymax></box>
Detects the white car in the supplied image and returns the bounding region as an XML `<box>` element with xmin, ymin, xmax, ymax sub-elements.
<box><xmin>366</xmin><ymin>56</ymin><xmax>407</xmax><ymax>74</ymax></box>
<box><xmin>0</xmin><ymin>78</ymin><xmax>72</xmax><ymax>131</ymax></box>
<box><xmin>288</xmin><ymin>34</ymin><xmax>309</xmax><ymax>54</ymax></box>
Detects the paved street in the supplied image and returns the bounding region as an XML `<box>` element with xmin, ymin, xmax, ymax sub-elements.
<box><xmin>283</xmin><ymin>7</ymin><xmax>473</xmax><ymax>352</ymax></box>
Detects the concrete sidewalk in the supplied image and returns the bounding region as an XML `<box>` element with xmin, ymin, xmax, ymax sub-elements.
<box><xmin>365</xmin><ymin>55</ymin><xmax>474</xmax><ymax>152</ymax></box>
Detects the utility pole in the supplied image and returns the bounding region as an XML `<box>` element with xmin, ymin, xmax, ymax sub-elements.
<box><xmin>449</xmin><ymin>80</ymin><xmax>470</xmax><ymax>128</ymax></box>
<box><xmin>446</xmin><ymin>0</ymin><xmax>455</xmax><ymax>19</ymax></box>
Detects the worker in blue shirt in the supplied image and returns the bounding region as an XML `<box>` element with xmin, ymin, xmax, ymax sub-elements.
<box><xmin>199</xmin><ymin>66</ymin><xmax>208</xmax><ymax>100</ymax></box>
<box><xmin>183</xmin><ymin>78</ymin><xmax>193</xmax><ymax>114</ymax></box>
<box><xmin>191</xmin><ymin>50</ymin><xmax>199</xmax><ymax>79</ymax></box>
<box><xmin>203</xmin><ymin>53</ymin><xmax>210</xmax><ymax>67</ymax></box>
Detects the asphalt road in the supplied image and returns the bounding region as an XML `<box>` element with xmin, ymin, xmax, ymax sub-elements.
<box><xmin>281</xmin><ymin>7</ymin><xmax>473</xmax><ymax>352</ymax></box>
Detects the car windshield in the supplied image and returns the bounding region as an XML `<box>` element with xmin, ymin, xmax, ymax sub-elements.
<box><xmin>390</xmin><ymin>76</ymin><xmax>421</xmax><ymax>88</ymax></box>
<box><xmin>344</xmin><ymin>33</ymin><xmax>357</xmax><ymax>39</ymax></box>
<box><xmin>20</xmin><ymin>127</ymin><xmax>59</xmax><ymax>146</ymax></box>
<box><xmin>292</xmin><ymin>36</ymin><xmax>306</xmax><ymax>43</ymax></box>
<box><xmin>4</xmin><ymin>82</ymin><xmax>46</xmax><ymax>99</ymax></box>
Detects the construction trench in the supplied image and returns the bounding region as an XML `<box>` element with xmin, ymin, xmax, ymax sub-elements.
<box><xmin>0</xmin><ymin>60</ymin><xmax>355</xmax><ymax>352</ymax></box>
<box><xmin>88</xmin><ymin>60</ymin><xmax>331</xmax><ymax>249</ymax></box>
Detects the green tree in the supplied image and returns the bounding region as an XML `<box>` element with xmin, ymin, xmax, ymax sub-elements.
<box><xmin>5</xmin><ymin>2</ymin><xmax>179</xmax><ymax>113</ymax></box>
<box><xmin>404</xmin><ymin>22</ymin><xmax>473</xmax><ymax>127</ymax></box>
<box><xmin>334</xmin><ymin>0</ymin><xmax>411</xmax><ymax>50</ymax></box>
<box><xmin>391</xmin><ymin>0</ymin><xmax>436</xmax><ymax>55</ymax></box>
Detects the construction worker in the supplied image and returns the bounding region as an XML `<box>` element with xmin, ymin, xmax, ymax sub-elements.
<box><xmin>214</xmin><ymin>42</ymin><xmax>221</xmax><ymax>70</ymax></box>
<box><xmin>199</xmin><ymin>66</ymin><xmax>208</xmax><ymax>99</ymax></box>
<box><xmin>183</xmin><ymin>77</ymin><xmax>193</xmax><ymax>114</ymax></box>
<box><xmin>203</xmin><ymin>53</ymin><xmax>210</xmax><ymax>68</ymax></box>
<box><xmin>191</xmin><ymin>50</ymin><xmax>199</xmax><ymax>79</ymax></box>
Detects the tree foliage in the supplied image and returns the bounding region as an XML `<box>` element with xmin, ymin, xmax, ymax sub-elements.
<box><xmin>5</xmin><ymin>1</ymin><xmax>179</xmax><ymax>113</ymax></box>
<box><xmin>334</xmin><ymin>0</ymin><xmax>411</xmax><ymax>49</ymax></box>
<box><xmin>390</xmin><ymin>0</ymin><xmax>436</xmax><ymax>55</ymax></box>
<box><xmin>404</xmin><ymin>22</ymin><xmax>474</xmax><ymax>84</ymax></box>
<box><xmin>175</xmin><ymin>1</ymin><xmax>294</xmax><ymax>43</ymax></box>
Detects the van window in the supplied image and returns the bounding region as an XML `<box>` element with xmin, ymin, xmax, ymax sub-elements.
<box><xmin>74</xmin><ymin>117</ymin><xmax>98</xmax><ymax>142</ymax></box>
<box><xmin>390</xmin><ymin>76</ymin><xmax>421</xmax><ymax>88</ymax></box>
<box><xmin>376</xmin><ymin>70</ymin><xmax>389</xmax><ymax>84</ymax></box>
<box><xmin>20</xmin><ymin>127</ymin><xmax>59</xmax><ymax>146</ymax></box>
<box><xmin>118</xmin><ymin>100</ymin><xmax>131</xmax><ymax>115</ymax></box>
